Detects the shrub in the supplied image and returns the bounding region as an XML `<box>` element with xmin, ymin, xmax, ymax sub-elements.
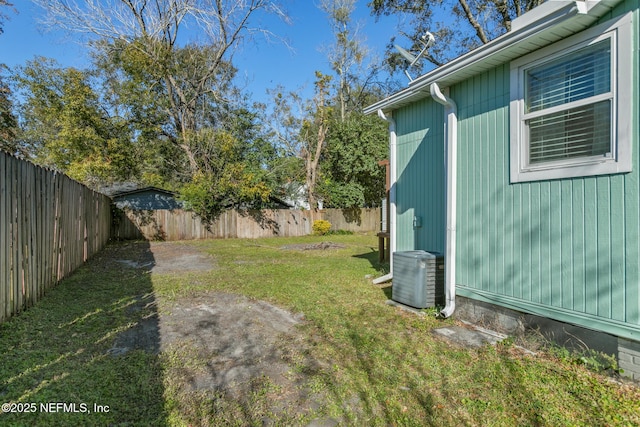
<box><xmin>312</xmin><ymin>220</ymin><xmax>332</xmax><ymax>235</ymax></box>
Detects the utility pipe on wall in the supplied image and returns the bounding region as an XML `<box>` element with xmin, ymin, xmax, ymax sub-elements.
<box><xmin>373</xmin><ymin>110</ymin><xmax>397</xmax><ymax>284</ymax></box>
<box><xmin>430</xmin><ymin>82</ymin><xmax>458</xmax><ymax>318</ymax></box>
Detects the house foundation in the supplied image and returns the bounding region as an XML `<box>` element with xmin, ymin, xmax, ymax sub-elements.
<box><xmin>454</xmin><ymin>296</ymin><xmax>640</xmax><ymax>381</ymax></box>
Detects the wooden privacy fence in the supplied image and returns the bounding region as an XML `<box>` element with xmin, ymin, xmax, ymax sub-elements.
<box><xmin>113</xmin><ymin>207</ymin><xmax>381</xmax><ymax>241</ymax></box>
<box><xmin>0</xmin><ymin>152</ymin><xmax>112</xmax><ymax>322</ymax></box>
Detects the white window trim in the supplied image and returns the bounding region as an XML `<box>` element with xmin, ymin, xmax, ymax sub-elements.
<box><xmin>510</xmin><ymin>13</ymin><xmax>633</xmax><ymax>183</ymax></box>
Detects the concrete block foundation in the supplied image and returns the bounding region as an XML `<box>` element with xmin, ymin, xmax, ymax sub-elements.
<box><xmin>454</xmin><ymin>296</ymin><xmax>640</xmax><ymax>381</ymax></box>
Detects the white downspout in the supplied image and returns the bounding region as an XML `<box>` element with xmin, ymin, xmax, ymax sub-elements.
<box><xmin>373</xmin><ymin>109</ymin><xmax>397</xmax><ymax>284</ymax></box>
<box><xmin>430</xmin><ymin>83</ymin><xmax>458</xmax><ymax>318</ymax></box>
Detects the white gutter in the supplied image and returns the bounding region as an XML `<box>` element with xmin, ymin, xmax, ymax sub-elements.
<box><xmin>372</xmin><ymin>110</ymin><xmax>397</xmax><ymax>284</ymax></box>
<box><xmin>364</xmin><ymin>0</ymin><xmax>619</xmax><ymax>116</ymax></box>
<box><xmin>430</xmin><ymin>83</ymin><xmax>457</xmax><ymax>318</ymax></box>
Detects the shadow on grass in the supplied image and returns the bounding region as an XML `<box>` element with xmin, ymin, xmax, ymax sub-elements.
<box><xmin>299</xmin><ymin>315</ymin><xmax>446</xmax><ymax>425</ymax></box>
<box><xmin>306</xmin><ymin>310</ymin><xmax>632</xmax><ymax>426</ymax></box>
<box><xmin>352</xmin><ymin>248</ymin><xmax>391</xmax><ymax>304</ymax></box>
<box><xmin>0</xmin><ymin>241</ymin><xmax>166</xmax><ymax>426</ymax></box>
<box><xmin>381</xmin><ymin>284</ymin><xmax>393</xmax><ymax>300</ymax></box>
<box><xmin>298</xmin><ymin>244</ymin><xmax>640</xmax><ymax>425</ymax></box>
<box><xmin>352</xmin><ymin>247</ymin><xmax>389</xmax><ymax>274</ymax></box>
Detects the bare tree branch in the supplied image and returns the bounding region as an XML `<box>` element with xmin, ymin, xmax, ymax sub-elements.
<box><xmin>492</xmin><ymin>0</ymin><xmax>512</xmax><ymax>32</ymax></box>
<box><xmin>370</xmin><ymin>0</ymin><xmax>543</xmax><ymax>71</ymax></box>
<box><xmin>457</xmin><ymin>0</ymin><xmax>489</xmax><ymax>44</ymax></box>
<box><xmin>33</xmin><ymin>0</ymin><xmax>290</xmax><ymax>177</ymax></box>
<box><xmin>0</xmin><ymin>0</ymin><xmax>15</xmax><ymax>35</ymax></box>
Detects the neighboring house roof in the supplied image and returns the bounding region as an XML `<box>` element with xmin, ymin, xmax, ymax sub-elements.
<box><xmin>99</xmin><ymin>182</ymin><xmax>141</xmax><ymax>197</ymax></box>
<box><xmin>112</xmin><ymin>186</ymin><xmax>182</xmax><ymax>210</ymax></box>
<box><xmin>111</xmin><ymin>186</ymin><xmax>176</xmax><ymax>198</ymax></box>
<box><xmin>364</xmin><ymin>0</ymin><xmax>623</xmax><ymax>115</ymax></box>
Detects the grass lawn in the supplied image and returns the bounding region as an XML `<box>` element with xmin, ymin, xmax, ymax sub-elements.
<box><xmin>0</xmin><ymin>234</ymin><xmax>638</xmax><ymax>426</ymax></box>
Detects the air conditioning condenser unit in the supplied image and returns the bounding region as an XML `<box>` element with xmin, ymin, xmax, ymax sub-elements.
<box><xmin>392</xmin><ymin>250</ymin><xmax>444</xmax><ymax>309</ymax></box>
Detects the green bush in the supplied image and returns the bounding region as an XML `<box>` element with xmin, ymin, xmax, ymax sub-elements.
<box><xmin>312</xmin><ymin>219</ymin><xmax>332</xmax><ymax>235</ymax></box>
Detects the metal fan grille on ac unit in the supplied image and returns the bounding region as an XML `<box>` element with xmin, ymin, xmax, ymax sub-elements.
<box><xmin>392</xmin><ymin>251</ymin><xmax>444</xmax><ymax>309</ymax></box>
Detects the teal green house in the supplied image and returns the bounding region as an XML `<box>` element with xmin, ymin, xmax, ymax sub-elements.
<box><xmin>366</xmin><ymin>0</ymin><xmax>640</xmax><ymax>379</ymax></box>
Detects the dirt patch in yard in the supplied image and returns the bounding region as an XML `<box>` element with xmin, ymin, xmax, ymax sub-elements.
<box><xmin>114</xmin><ymin>241</ymin><xmax>216</xmax><ymax>274</ymax></box>
<box><xmin>105</xmin><ymin>241</ymin><xmax>332</xmax><ymax>424</ymax></box>
<box><xmin>280</xmin><ymin>241</ymin><xmax>346</xmax><ymax>251</ymax></box>
<box><xmin>157</xmin><ymin>292</ymin><xmax>306</xmax><ymax>391</ymax></box>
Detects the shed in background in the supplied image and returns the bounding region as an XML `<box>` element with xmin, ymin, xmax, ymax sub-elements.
<box><xmin>111</xmin><ymin>187</ymin><xmax>182</xmax><ymax>211</ymax></box>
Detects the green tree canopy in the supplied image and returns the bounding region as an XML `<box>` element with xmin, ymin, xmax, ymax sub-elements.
<box><xmin>91</xmin><ymin>38</ymin><xmax>240</xmax><ymax>182</ymax></box>
<box><xmin>13</xmin><ymin>58</ymin><xmax>138</xmax><ymax>186</ymax></box>
<box><xmin>0</xmin><ymin>68</ymin><xmax>16</xmax><ymax>154</ymax></box>
<box><xmin>265</xmin><ymin>1</ymin><xmax>390</xmax><ymax>210</ymax></box>
<box><xmin>34</xmin><ymin>0</ymin><xmax>290</xmax><ymax>178</ymax></box>
<box><xmin>178</xmin><ymin>128</ymin><xmax>272</xmax><ymax>223</ymax></box>
<box><xmin>0</xmin><ymin>2</ymin><xmax>17</xmax><ymax>153</ymax></box>
<box><xmin>320</xmin><ymin>112</ymin><xmax>388</xmax><ymax>208</ymax></box>
<box><xmin>316</xmin><ymin>0</ymin><xmax>388</xmax><ymax>208</ymax></box>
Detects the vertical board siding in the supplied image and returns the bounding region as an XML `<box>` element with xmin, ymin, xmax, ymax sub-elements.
<box><xmin>0</xmin><ymin>152</ymin><xmax>112</xmax><ymax>323</ymax></box>
<box><xmin>456</xmin><ymin>65</ymin><xmax>517</xmax><ymax>298</ymax></box>
<box><xmin>610</xmin><ymin>175</ymin><xmax>626</xmax><ymax>322</ymax></box>
<box><xmin>394</xmin><ymin>98</ymin><xmax>446</xmax><ymax>253</ymax></box>
<box><xmin>452</xmin><ymin>59</ymin><xmax>640</xmax><ymax>337</ymax></box>
<box><xmin>113</xmin><ymin>208</ymin><xmax>381</xmax><ymax>241</ymax></box>
<box><xmin>620</xmin><ymin>0</ymin><xmax>640</xmax><ymax>336</ymax></box>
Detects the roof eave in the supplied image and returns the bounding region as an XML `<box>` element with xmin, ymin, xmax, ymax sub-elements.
<box><xmin>364</xmin><ymin>0</ymin><xmax>622</xmax><ymax>115</ymax></box>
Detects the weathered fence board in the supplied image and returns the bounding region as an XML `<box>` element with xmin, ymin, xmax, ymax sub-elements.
<box><xmin>0</xmin><ymin>152</ymin><xmax>112</xmax><ymax>322</ymax></box>
<box><xmin>1</xmin><ymin>149</ymin><xmax>382</xmax><ymax>322</ymax></box>
<box><xmin>113</xmin><ymin>207</ymin><xmax>381</xmax><ymax>241</ymax></box>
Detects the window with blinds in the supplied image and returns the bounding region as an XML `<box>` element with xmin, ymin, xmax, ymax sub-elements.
<box><xmin>509</xmin><ymin>13</ymin><xmax>633</xmax><ymax>183</ymax></box>
<box><xmin>524</xmin><ymin>40</ymin><xmax>612</xmax><ymax>164</ymax></box>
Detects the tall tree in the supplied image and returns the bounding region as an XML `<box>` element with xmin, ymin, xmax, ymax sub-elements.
<box><xmin>303</xmin><ymin>72</ymin><xmax>332</xmax><ymax>210</ymax></box>
<box><xmin>320</xmin><ymin>112</ymin><xmax>387</xmax><ymax>208</ymax></box>
<box><xmin>91</xmin><ymin>38</ymin><xmax>239</xmax><ymax>180</ymax></box>
<box><xmin>369</xmin><ymin>0</ymin><xmax>544</xmax><ymax>71</ymax></box>
<box><xmin>266</xmin><ymin>1</ymin><xmax>389</xmax><ymax>210</ymax></box>
<box><xmin>178</xmin><ymin>126</ymin><xmax>272</xmax><ymax>223</ymax></box>
<box><xmin>0</xmin><ymin>67</ymin><xmax>17</xmax><ymax>153</ymax></box>
<box><xmin>34</xmin><ymin>0</ymin><xmax>290</xmax><ymax>177</ymax></box>
<box><xmin>0</xmin><ymin>1</ymin><xmax>17</xmax><ymax>152</ymax></box>
<box><xmin>315</xmin><ymin>0</ymin><xmax>388</xmax><ymax>208</ymax></box>
<box><xmin>320</xmin><ymin>0</ymin><xmax>366</xmax><ymax>121</ymax></box>
<box><xmin>13</xmin><ymin>58</ymin><xmax>138</xmax><ymax>186</ymax></box>
<box><xmin>267</xmin><ymin>72</ymin><xmax>333</xmax><ymax>210</ymax></box>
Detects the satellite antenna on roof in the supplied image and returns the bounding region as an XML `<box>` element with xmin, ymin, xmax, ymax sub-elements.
<box><xmin>394</xmin><ymin>31</ymin><xmax>435</xmax><ymax>82</ymax></box>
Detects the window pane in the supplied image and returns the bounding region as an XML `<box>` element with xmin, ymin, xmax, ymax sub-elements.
<box><xmin>526</xmin><ymin>40</ymin><xmax>610</xmax><ymax>113</ymax></box>
<box><xmin>528</xmin><ymin>100</ymin><xmax>610</xmax><ymax>164</ymax></box>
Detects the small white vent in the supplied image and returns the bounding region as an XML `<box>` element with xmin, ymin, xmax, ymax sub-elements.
<box><xmin>392</xmin><ymin>251</ymin><xmax>444</xmax><ymax>309</ymax></box>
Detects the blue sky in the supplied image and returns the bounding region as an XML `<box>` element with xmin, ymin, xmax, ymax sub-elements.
<box><xmin>2</xmin><ymin>1</ymin><xmax>401</xmax><ymax>105</ymax></box>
